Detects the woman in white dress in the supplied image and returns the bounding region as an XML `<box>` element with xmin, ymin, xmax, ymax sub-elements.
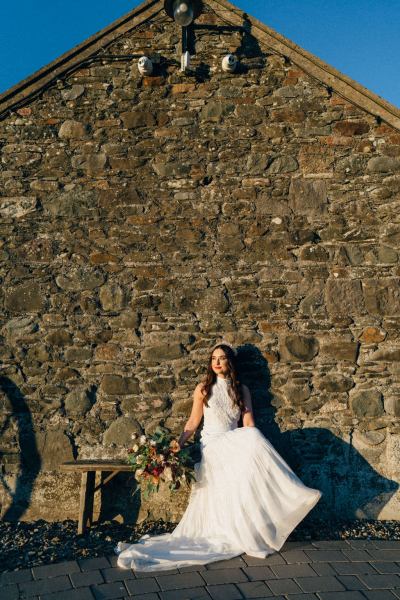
<box><xmin>116</xmin><ymin>342</ymin><xmax>322</xmax><ymax>572</ymax></box>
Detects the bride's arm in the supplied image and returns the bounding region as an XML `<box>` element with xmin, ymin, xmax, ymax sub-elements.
<box><xmin>242</xmin><ymin>385</ymin><xmax>256</xmax><ymax>427</ymax></box>
<box><xmin>178</xmin><ymin>383</ymin><xmax>205</xmax><ymax>447</ymax></box>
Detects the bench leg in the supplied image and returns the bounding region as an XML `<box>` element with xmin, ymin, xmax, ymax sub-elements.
<box><xmin>78</xmin><ymin>471</ymin><xmax>95</xmax><ymax>534</ymax></box>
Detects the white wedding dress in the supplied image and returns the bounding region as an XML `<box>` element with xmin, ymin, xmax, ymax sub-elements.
<box><xmin>116</xmin><ymin>376</ymin><xmax>322</xmax><ymax>571</ymax></box>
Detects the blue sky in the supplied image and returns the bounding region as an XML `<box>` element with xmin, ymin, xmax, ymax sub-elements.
<box><xmin>1</xmin><ymin>0</ymin><xmax>399</xmax><ymax>107</ymax></box>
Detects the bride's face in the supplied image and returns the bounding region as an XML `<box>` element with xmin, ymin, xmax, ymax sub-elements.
<box><xmin>211</xmin><ymin>349</ymin><xmax>229</xmax><ymax>377</ymax></box>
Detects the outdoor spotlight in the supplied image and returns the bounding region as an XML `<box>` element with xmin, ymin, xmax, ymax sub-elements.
<box><xmin>164</xmin><ymin>0</ymin><xmax>203</xmax><ymax>26</ymax></box>
<box><xmin>174</xmin><ymin>1</ymin><xmax>193</xmax><ymax>26</ymax></box>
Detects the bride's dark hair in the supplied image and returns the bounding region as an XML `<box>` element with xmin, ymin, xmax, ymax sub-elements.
<box><xmin>200</xmin><ymin>344</ymin><xmax>245</xmax><ymax>411</ymax></box>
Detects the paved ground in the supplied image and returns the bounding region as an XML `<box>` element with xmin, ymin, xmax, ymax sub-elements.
<box><xmin>1</xmin><ymin>540</ymin><xmax>400</xmax><ymax>600</ymax></box>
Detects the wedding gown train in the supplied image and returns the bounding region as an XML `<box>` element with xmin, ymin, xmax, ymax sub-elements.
<box><xmin>116</xmin><ymin>376</ymin><xmax>322</xmax><ymax>571</ymax></box>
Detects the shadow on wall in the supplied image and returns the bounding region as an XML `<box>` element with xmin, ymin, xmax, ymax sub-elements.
<box><xmin>0</xmin><ymin>374</ymin><xmax>140</xmax><ymax>525</ymax></box>
<box><xmin>0</xmin><ymin>376</ymin><xmax>41</xmax><ymax>521</ymax></box>
<box><xmin>237</xmin><ymin>345</ymin><xmax>399</xmax><ymax>519</ymax></box>
<box><xmin>190</xmin><ymin>13</ymin><xmax>266</xmax><ymax>77</ymax></box>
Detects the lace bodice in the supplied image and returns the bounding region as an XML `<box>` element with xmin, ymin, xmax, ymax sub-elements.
<box><xmin>201</xmin><ymin>377</ymin><xmax>241</xmax><ymax>436</ymax></box>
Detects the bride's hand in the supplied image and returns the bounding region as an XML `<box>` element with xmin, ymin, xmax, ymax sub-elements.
<box><xmin>178</xmin><ymin>432</ymin><xmax>189</xmax><ymax>448</ymax></box>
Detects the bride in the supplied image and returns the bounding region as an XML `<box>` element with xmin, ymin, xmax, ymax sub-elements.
<box><xmin>116</xmin><ymin>341</ymin><xmax>322</xmax><ymax>571</ymax></box>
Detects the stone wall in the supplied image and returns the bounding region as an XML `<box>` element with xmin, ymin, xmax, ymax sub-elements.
<box><xmin>1</xmin><ymin>4</ymin><xmax>400</xmax><ymax>523</ymax></box>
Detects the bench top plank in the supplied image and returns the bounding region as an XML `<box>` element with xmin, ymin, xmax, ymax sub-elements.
<box><xmin>60</xmin><ymin>460</ymin><xmax>132</xmax><ymax>472</ymax></box>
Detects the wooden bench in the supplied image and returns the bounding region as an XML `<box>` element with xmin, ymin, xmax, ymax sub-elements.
<box><xmin>60</xmin><ymin>460</ymin><xmax>132</xmax><ymax>534</ymax></box>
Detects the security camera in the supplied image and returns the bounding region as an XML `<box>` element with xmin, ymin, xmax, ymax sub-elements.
<box><xmin>222</xmin><ymin>54</ymin><xmax>238</xmax><ymax>73</ymax></box>
<box><xmin>138</xmin><ymin>56</ymin><xmax>153</xmax><ymax>76</ymax></box>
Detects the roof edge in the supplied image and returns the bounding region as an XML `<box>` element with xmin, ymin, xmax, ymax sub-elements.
<box><xmin>0</xmin><ymin>0</ymin><xmax>163</xmax><ymax>118</ymax></box>
<box><xmin>1</xmin><ymin>0</ymin><xmax>399</xmax><ymax>131</ymax></box>
<box><xmin>210</xmin><ymin>0</ymin><xmax>400</xmax><ymax>131</ymax></box>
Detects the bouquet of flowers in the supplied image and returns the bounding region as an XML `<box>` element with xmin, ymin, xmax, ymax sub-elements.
<box><xmin>127</xmin><ymin>426</ymin><xmax>198</xmax><ymax>499</ymax></box>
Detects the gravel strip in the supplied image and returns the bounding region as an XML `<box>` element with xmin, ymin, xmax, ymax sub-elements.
<box><xmin>1</xmin><ymin>517</ymin><xmax>400</xmax><ymax>573</ymax></box>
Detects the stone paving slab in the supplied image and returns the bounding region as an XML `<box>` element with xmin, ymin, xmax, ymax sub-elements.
<box><xmin>156</xmin><ymin>572</ymin><xmax>206</xmax><ymax>590</ymax></box>
<box><xmin>370</xmin><ymin>561</ymin><xmax>400</xmax><ymax>574</ymax></box>
<box><xmin>242</xmin><ymin>565</ymin><xmax>276</xmax><ymax>580</ymax></box>
<box><xmin>1</xmin><ymin>540</ymin><xmax>400</xmax><ymax>600</ymax></box>
<box><xmin>309</xmin><ymin>563</ymin><xmax>337</xmax><ymax>576</ymax></box>
<box><xmin>206</xmin><ymin>582</ymin><xmax>243</xmax><ymax>599</ymax></box>
<box><xmin>70</xmin><ymin>570</ymin><xmax>104</xmax><ymax>587</ymax></box>
<box><xmin>128</xmin><ymin>593</ymin><xmax>159</xmax><ymax>600</ymax></box>
<box><xmin>125</xmin><ymin>577</ymin><xmax>160</xmax><ymax>595</ymax></box>
<box><xmin>236</xmin><ymin>580</ymin><xmax>273</xmax><ymax>597</ymax></box>
<box><xmin>330</xmin><ymin>562</ymin><xmax>378</xmax><ymax>575</ymax></box>
<box><xmin>158</xmin><ymin>587</ymin><xmax>210</xmax><ymax>600</ymax></box>
<box><xmin>19</xmin><ymin>574</ymin><xmax>73</xmax><ymax>597</ymax></box>
<box><xmin>362</xmin><ymin>591</ymin><xmax>400</xmax><ymax>599</ymax></box>
<box><xmin>41</xmin><ymin>589</ymin><xmax>95</xmax><ymax>600</ymax></box>
<box><xmin>267</xmin><ymin>577</ymin><xmax>303</xmax><ymax>594</ymax></box>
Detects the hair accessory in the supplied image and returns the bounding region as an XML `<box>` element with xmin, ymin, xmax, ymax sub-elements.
<box><xmin>211</xmin><ymin>340</ymin><xmax>237</xmax><ymax>356</ymax></box>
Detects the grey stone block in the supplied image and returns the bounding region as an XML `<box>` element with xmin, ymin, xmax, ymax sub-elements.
<box><xmin>105</xmin><ymin>555</ymin><xmax>119</xmax><ymax>568</ymax></box>
<box><xmin>125</xmin><ymin>577</ymin><xmax>160</xmax><ymax>595</ymax></box>
<box><xmin>280</xmin><ymin>541</ymin><xmax>315</xmax><ymax>551</ymax></box>
<box><xmin>370</xmin><ymin>561</ymin><xmax>400</xmax><ymax>574</ymax></box>
<box><xmin>284</xmin><ymin>595</ymin><xmax>319</xmax><ymax>600</ymax></box>
<box><xmin>136</xmin><ymin>568</ymin><xmax>179</xmax><ymax>579</ymax></box>
<box><xmin>243</xmin><ymin>553</ymin><xmax>285</xmax><ymax>566</ymax></box>
<box><xmin>200</xmin><ymin>568</ymin><xmax>248</xmax><ymax>585</ymax></box>
<box><xmin>280</xmin><ymin>550</ymin><xmax>312</xmax><ymax>563</ymax></box>
<box><xmin>267</xmin><ymin>577</ymin><xmax>302</xmax><ymax>595</ymax></box>
<box><xmin>309</xmin><ymin>563</ymin><xmax>337</xmax><ymax>576</ymax></box>
<box><xmin>91</xmin><ymin>581</ymin><xmax>127</xmax><ymax>599</ymax></box>
<box><xmin>366</xmin><ymin>550</ymin><xmax>400</xmax><ymax>562</ymax></box>
<box><xmin>236</xmin><ymin>580</ymin><xmax>273</xmax><ymax>598</ymax></box>
<box><xmin>158</xmin><ymin>587</ymin><xmax>211</xmax><ymax>600</ymax></box>
<box><xmin>125</xmin><ymin>594</ymin><xmax>159</xmax><ymax>600</ymax></box>
<box><xmin>206</xmin><ymin>583</ymin><xmax>242</xmax><ymax>600</ymax></box>
<box><xmin>242</xmin><ymin>566</ymin><xmax>275</xmax><ymax>581</ymax></box>
<box><xmin>33</xmin><ymin>561</ymin><xmax>81</xmax><ymax>580</ymax></box>
<box><xmin>40</xmin><ymin>588</ymin><xmax>95</xmax><ymax>600</ymax></box>
<box><xmin>317</xmin><ymin>593</ymin><xmax>366</xmax><ymax>600</ymax></box>
<box><xmin>372</xmin><ymin>541</ymin><xmax>400</xmax><ymax>548</ymax></box>
<box><xmin>127</xmin><ymin>594</ymin><xmax>159</xmax><ymax>600</ymax></box>
<box><xmin>19</xmin><ymin>574</ymin><xmax>72</xmax><ymax>597</ymax></box>
<box><xmin>0</xmin><ymin>584</ymin><xmax>19</xmax><ymax>600</ymax></box>
<box><xmin>358</xmin><ymin>573</ymin><xmax>400</xmax><ymax>588</ymax></box>
<box><xmin>271</xmin><ymin>563</ymin><xmax>316</xmax><ymax>578</ymax></box>
<box><xmin>206</xmin><ymin>556</ymin><xmax>246</xmax><ymax>569</ymax></box>
<box><xmin>101</xmin><ymin>567</ymin><xmax>135</xmax><ymax>583</ymax></box>
<box><xmin>0</xmin><ymin>569</ymin><xmax>33</xmax><ymax>585</ymax></box>
<box><xmin>70</xmin><ymin>570</ymin><xmax>104</xmax><ymax>587</ymax></box>
<box><xmin>305</xmin><ymin>550</ymin><xmax>349</xmax><ymax>563</ymax></box>
<box><xmin>296</xmin><ymin>575</ymin><xmax>346</xmax><ymax>592</ymax></box>
<box><xmin>331</xmin><ymin>561</ymin><xmax>377</xmax><ymax>575</ymax></box>
<box><xmin>348</xmin><ymin>541</ymin><xmax>379</xmax><ymax>549</ymax></box>
<box><xmin>78</xmin><ymin>557</ymin><xmax>111</xmax><ymax>572</ymax></box>
<box><xmin>348</xmin><ymin>540</ymin><xmax>379</xmax><ymax>546</ymax></box>
<box><xmin>362</xmin><ymin>591</ymin><xmax>400</xmax><ymax>600</ymax></box>
<box><xmin>342</xmin><ymin>549</ymin><xmax>374</xmax><ymax>562</ymax></box>
<box><xmin>156</xmin><ymin>572</ymin><xmax>205</xmax><ymax>590</ymax></box>
<box><xmin>336</xmin><ymin>574</ymin><xmax>368</xmax><ymax>590</ymax></box>
<box><xmin>178</xmin><ymin>564</ymin><xmax>207</xmax><ymax>573</ymax></box>
<box><xmin>312</xmin><ymin>541</ymin><xmax>351</xmax><ymax>549</ymax></box>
